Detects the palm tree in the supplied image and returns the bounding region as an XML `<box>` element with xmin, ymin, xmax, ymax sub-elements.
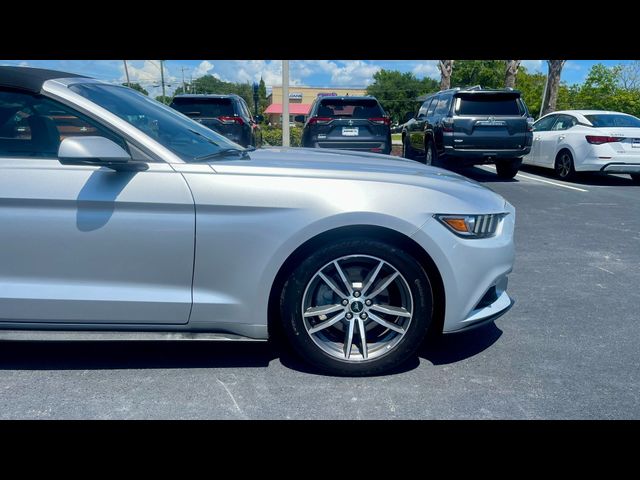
<box><xmin>438</xmin><ymin>60</ymin><xmax>454</xmax><ymax>90</ymax></box>
<box><xmin>505</xmin><ymin>60</ymin><xmax>520</xmax><ymax>88</ymax></box>
<box><xmin>541</xmin><ymin>60</ymin><xmax>566</xmax><ymax>116</ymax></box>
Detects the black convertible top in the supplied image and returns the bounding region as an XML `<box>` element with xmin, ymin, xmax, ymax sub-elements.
<box><xmin>0</xmin><ymin>66</ymin><xmax>87</xmax><ymax>93</ymax></box>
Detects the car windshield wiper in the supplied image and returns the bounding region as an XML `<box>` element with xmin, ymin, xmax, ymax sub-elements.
<box><xmin>194</xmin><ymin>146</ymin><xmax>255</xmax><ymax>162</ymax></box>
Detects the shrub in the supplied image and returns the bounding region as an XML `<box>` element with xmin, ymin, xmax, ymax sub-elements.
<box><xmin>262</xmin><ymin>126</ymin><xmax>302</xmax><ymax>147</ymax></box>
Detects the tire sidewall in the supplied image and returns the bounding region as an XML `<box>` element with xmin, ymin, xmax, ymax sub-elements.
<box><xmin>280</xmin><ymin>237</ymin><xmax>433</xmax><ymax>376</ymax></box>
<box><xmin>555</xmin><ymin>151</ymin><xmax>574</xmax><ymax>179</ymax></box>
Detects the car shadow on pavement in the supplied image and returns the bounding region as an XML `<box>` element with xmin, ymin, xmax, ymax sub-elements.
<box><xmin>419</xmin><ymin>322</ymin><xmax>503</xmax><ymax>365</ymax></box>
<box><xmin>0</xmin><ymin>341</ymin><xmax>278</xmax><ymax>370</ymax></box>
<box><xmin>518</xmin><ymin>164</ymin><xmax>639</xmax><ymax>186</ymax></box>
<box><xmin>444</xmin><ymin>165</ymin><xmax>520</xmax><ymax>183</ymax></box>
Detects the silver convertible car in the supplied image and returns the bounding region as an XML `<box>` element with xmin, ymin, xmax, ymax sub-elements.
<box><xmin>0</xmin><ymin>67</ymin><xmax>515</xmax><ymax>375</ymax></box>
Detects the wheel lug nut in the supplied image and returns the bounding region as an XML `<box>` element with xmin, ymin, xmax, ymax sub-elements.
<box><xmin>353</xmin><ymin>291</ymin><xmax>361</xmax><ymax>298</ymax></box>
<box><xmin>365</xmin><ymin>299</ymin><xmax>372</xmax><ymax>306</ymax></box>
<box><xmin>346</xmin><ymin>313</ymin><xmax>353</xmax><ymax>320</ymax></box>
<box><xmin>342</xmin><ymin>299</ymin><xmax>349</xmax><ymax>306</ymax></box>
<box><xmin>360</xmin><ymin>312</ymin><xmax>368</xmax><ymax>320</ymax></box>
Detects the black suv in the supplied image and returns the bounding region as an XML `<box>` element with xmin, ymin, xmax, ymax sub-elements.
<box><xmin>301</xmin><ymin>96</ymin><xmax>391</xmax><ymax>154</ymax></box>
<box><xmin>402</xmin><ymin>87</ymin><xmax>533</xmax><ymax>178</ymax></box>
<box><xmin>170</xmin><ymin>94</ymin><xmax>262</xmax><ymax>148</ymax></box>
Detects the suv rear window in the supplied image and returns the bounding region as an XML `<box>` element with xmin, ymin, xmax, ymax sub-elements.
<box><xmin>585</xmin><ymin>114</ymin><xmax>640</xmax><ymax>128</ymax></box>
<box><xmin>170</xmin><ymin>97</ymin><xmax>235</xmax><ymax>117</ymax></box>
<box><xmin>316</xmin><ymin>98</ymin><xmax>384</xmax><ymax>118</ymax></box>
<box><xmin>455</xmin><ymin>95</ymin><xmax>522</xmax><ymax>116</ymax></box>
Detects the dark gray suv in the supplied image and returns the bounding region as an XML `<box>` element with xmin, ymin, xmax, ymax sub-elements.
<box><xmin>402</xmin><ymin>87</ymin><xmax>534</xmax><ymax>178</ymax></box>
<box><xmin>301</xmin><ymin>96</ymin><xmax>391</xmax><ymax>154</ymax></box>
<box><xmin>170</xmin><ymin>94</ymin><xmax>262</xmax><ymax>148</ymax></box>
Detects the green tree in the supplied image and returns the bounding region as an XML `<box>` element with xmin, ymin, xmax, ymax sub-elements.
<box><xmin>123</xmin><ymin>82</ymin><xmax>148</xmax><ymax>95</ymax></box>
<box><xmin>451</xmin><ymin>60</ymin><xmax>504</xmax><ymax>89</ymax></box>
<box><xmin>155</xmin><ymin>95</ymin><xmax>172</xmax><ymax>104</ymax></box>
<box><xmin>258</xmin><ymin>77</ymin><xmax>268</xmax><ymax>116</ymax></box>
<box><xmin>366</xmin><ymin>69</ymin><xmax>438</xmax><ymax>123</ymax></box>
<box><xmin>571</xmin><ymin>63</ymin><xmax>640</xmax><ymax>117</ymax></box>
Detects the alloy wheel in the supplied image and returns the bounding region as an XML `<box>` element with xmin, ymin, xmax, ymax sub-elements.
<box><xmin>301</xmin><ymin>255</ymin><xmax>413</xmax><ymax>362</ymax></box>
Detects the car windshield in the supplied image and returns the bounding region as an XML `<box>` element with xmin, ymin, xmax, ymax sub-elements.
<box><xmin>69</xmin><ymin>83</ymin><xmax>241</xmax><ymax>161</ymax></box>
<box><xmin>584</xmin><ymin>114</ymin><xmax>640</xmax><ymax>128</ymax></box>
<box><xmin>170</xmin><ymin>97</ymin><xmax>235</xmax><ymax>117</ymax></box>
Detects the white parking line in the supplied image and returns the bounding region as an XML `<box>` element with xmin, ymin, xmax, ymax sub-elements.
<box><xmin>480</xmin><ymin>165</ymin><xmax>589</xmax><ymax>192</ymax></box>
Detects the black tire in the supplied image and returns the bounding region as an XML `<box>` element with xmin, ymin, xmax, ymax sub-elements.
<box><xmin>424</xmin><ymin>138</ymin><xmax>438</xmax><ymax>167</ymax></box>
<box><xmin>630</xmin><ymin>173</ymin><xmax>640</xmax><ymax>184</ymax></box>
<box><xmin>279</xmin><ymin>237</ymin><xmax>434</xmax><ymax>376</ymax></box>
<box><xmin>554</xmin><ymin>150</ymin><xmax>576</xmax><ymax>180</ymax></box>
<box><xmin>402</xmin><ymin>134</ymin><xmax>416</xmax><ymax>161</ymax></box>
<box><xmin>495</xmin><ymin>158</ymin><xmax>522</xmax><ymax>179</ymax></box>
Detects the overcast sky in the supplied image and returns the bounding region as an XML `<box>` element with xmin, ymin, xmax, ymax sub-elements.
<box><xmin>0</xmin><ymin>60</ymin><xmax>631</xmax><ymax>99</ymax></box>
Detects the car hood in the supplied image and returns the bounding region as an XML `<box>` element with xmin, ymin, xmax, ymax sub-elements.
<box><xmin>209</xmin><ymin>147</ymin><xmax>507</xmax><ymax>211</ymax></box>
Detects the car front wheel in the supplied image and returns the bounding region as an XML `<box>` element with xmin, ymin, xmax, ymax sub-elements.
<box><xmin>280</xmin><ymin>238</ymin><xmax>434</xmax><ymax>376</ymax></box>
<box><xmin>402</xmin><ymin>134</ymin><xmax>416</xmax><ymax>161</ymax></box>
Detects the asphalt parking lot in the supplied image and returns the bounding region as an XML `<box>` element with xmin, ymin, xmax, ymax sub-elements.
<box><xmin>0</xmin><ymin>164</ymin><xmax>638</xmax><ymax>419</ymax></box>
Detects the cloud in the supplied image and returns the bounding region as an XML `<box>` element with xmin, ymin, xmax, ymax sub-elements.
<box><xmin>521</xmin><ymin>60</ymin><xmax>544</xmax><ymax>72</ymax></box>
<box><xmin>300</xmin><ymin>60</ymin><xmax>381</xmax><ymax>86</ymax></box>
<box><xmin>193</xmin><ymin>60</ymin><xmax>215</xmax><ymax>78</ymax></box>
<box><xmin>411</xmin><ymin>61</ymin><xmax>439</xmax><ymax>79</ymax></box>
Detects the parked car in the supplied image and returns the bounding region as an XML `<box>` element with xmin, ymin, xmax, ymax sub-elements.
<box><xmin>301</xmin><ymin>96</ymin><xmax>392</xmax><ymax>154</ymax></box>
<box><xmin>522</xmin><ymin>110</ymin><xmax>640</xmax><ymax>182</ymax></box>
<box><xmin>402</xmin><ymin>87</ymin><xmax>534</xmax><ymax>178</ymax></box>
<box><xmin>0</xmin><ymin>67</ymin><xmax>515</xmax><ymax>376</ymax></box>
<box><xmin>169</xmin><ymin>94</ymin><xmax>262</xmax><ymax>148</ymax></box>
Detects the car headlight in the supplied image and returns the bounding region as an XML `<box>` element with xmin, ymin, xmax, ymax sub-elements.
<box><xmin>434</xmin><ymin>213</ymin><xmax>507</xmax><ymax>238</ymax></box>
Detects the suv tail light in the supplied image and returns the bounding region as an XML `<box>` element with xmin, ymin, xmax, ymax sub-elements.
<box><xmin>218</xmin><ymin>116</ymin><xmax>245</xmax><ymax>126</ymax></box>
<box><xmin>369</xmin><ymin>117</ymin><xmax>391</xmax><ymax>125</ymax></box>
<box><xmin>585</xmin><ymin>135</ymin><xmax>621</xmax><ymax>144</ymax></box>
<box><xmin>307</xmin><ymin>117</ymin><xmax>333</xmax><ymax>126</ymax></box>
<box><xmin>442</xmin><ymin>117</ymin><xmax>454</xmax><ymax>132</ymax></box>
<box><xmin>527</xmin><ymin>117</ymin><xmax>535</xmax><ymax>131</ymax></box>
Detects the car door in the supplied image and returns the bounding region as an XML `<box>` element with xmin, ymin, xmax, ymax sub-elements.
<box><xmin>539</xmin><ymin>114</ymin><xmax>576</xmax><ymax>167</ymax></box>
<box><xmin>527</xmin><ymin>114</ymin><xmax>557</xmax><ymax>165</ymax></box>
<box><xmin>0</xmin><ymin>89</ymin><xmax>195</xmax><ymax>325</ymax></box>
<box><xmin>410</xmin><ymin>97</ymin><xmax>434</xmax><ymax>152</ymax></box>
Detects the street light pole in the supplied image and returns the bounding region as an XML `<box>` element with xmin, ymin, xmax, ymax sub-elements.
<box><xmin>160</xmin><ymin>60</ymin><xmax>166</xmax><ymax>102</ymax></box>
<box><xmin>123</xmin><ymin>60</ymin><xmax>130</xmax><ymax>87</ymax></box>
<box><xmin>282</xmin><ymin>60</ymin><xmax>290</xmax><ymax>147</ymax></box>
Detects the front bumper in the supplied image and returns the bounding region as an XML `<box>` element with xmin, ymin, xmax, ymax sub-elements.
<box><xmin>411</xmin><ymin>202</ymin><xmax>516</xmax><ymax>333</ymax></box>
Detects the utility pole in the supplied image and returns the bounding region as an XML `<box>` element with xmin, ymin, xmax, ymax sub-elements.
<box><xmin>123</xmin><ymin>60</ymin><xmax>130</xmax><ymax>87</ymax></box>
<box><xmin>181</xmin><ymin>66</ymin><xmax>187</xmax><ymax>94</ymax></box>
<box><xmin>160</xmin><ymin>60</ymin><xmax>166</xmax><ymax>102</ymax></box>
<box><xmin>282</xmin><ymin>60</ymin><xmax>290</xmax><ymax>147</ymax></box>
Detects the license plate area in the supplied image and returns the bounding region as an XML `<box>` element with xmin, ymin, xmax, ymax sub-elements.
<box><xmin>342</xmin><ymin>127</ymin><xmax>359</xmax><ymax>136</ymax></box>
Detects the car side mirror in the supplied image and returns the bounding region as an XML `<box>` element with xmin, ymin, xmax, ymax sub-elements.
<box><xmin>254</xmin><ymin>114</ymin><xmax>264</xmax><ymax>123</ymax></box>
<box><xmin>293</xmin><ymin>115</ymin><xmax>305</xmax><ymax>123</ymax></box>
<box><xmin>58</xmin><ymin>136</ymin><xmax>148</xmax><ymax>172</ymax></box>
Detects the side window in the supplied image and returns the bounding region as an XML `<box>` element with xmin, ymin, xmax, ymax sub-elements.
<box><xmin>426</xmin><ymin>96</ymin><xmax>438</xmax><ymax>116</ymax></box>
<box><xmin>532</xmin><ymin>115</ymin><xmax>557</xmax><ymax>132</ymax></box>
<box><xmin>418</xmin><ymin>99</ymin><xmax>433</xmax><ymax>118</ymax></box>
<box><xmin>551</xmin><ymin>115</ymin><xmax>576</xmax><ymax>131</ymax></box>
<box><xmin>0</xmin><ymin>88</ymin><xmax>127</xmax><ymax>159</ymax></box>
<box><xmin>434</xmin><ymin>95</ymin><xmax>452</xmax><ymax>116</ymax></box>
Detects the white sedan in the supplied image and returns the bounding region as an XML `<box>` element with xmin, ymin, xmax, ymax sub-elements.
<box><xmin>523</xmin><ymin>110</ymin><xmax>640</xmax><ymax>183</ymax></box>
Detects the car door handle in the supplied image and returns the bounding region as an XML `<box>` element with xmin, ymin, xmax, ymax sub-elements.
<box><xmin>558</xmin><ymin>135</ymin><xmax>565</xmax><ymax>140</ymax></box>
<box><xmin>535</xmin><ymin>136</ymin><xmax>541</xmax><ymax>141</ymax></box>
